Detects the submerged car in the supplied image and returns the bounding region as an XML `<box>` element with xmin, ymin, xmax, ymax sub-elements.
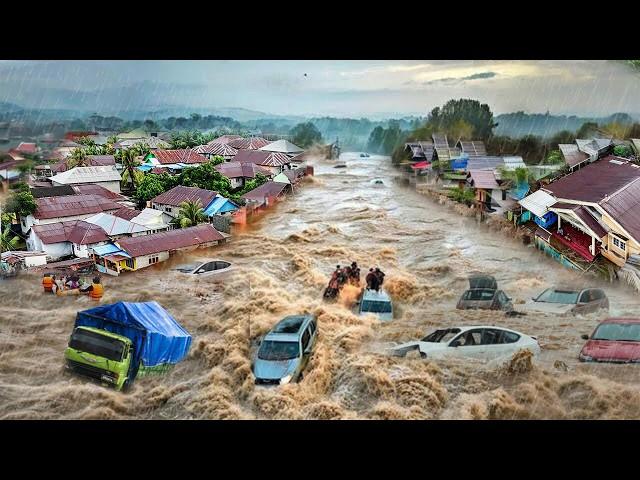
<box><xmin>172</xmin><ymin>259</ymin><xmax>232</xmax><ymax>278</ymax></box>
<box><xmin>358</xmin><ymin>289</ymin><xmax>393</xmax><ymax>321</ymax></box>
<box><xmin>389</xmin><ymin>326</ymin><xmax>540</xmax><ymax>361</ymax></box>
<box><xmin>253</xmin><ymin>314</ymin><xmax>317</xmax><ymax>385</ymax></box>
<box><xmin>579</xmin><ymin>318</ymin><xmax>640</xmax><ymax>363</ymax></box>
<box><xmin>521</xmin><ymin>287</ymin><xmax>608</xmax><ymax>316</ymax></box>
<box><xmin>359</xmin><ymin>152</ymin><xmax>371</xmax><ymax>158</ymax></box>
<box><xmin>456</xmin><ymin>275</ymin><xmax>513</xmax><ymax>312</ymax></box>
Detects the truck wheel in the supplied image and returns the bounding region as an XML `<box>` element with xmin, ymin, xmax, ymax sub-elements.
<box><xmin>121</xmin><ymin>378</ymin><xmax>132</xmax><ymax>392</ymax></box>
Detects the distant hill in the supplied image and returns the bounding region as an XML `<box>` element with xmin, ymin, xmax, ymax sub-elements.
<box><xmin>495</xmin><ymin>112</ymin><xmax>637</xmax><ymax>138</ymax></box>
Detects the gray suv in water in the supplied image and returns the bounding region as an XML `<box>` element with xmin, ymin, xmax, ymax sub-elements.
<box><xmin>456</xmin><ymin>275</ymin><xmax>513</xmax><ymax>312</ymax></box>
<box><xmin>253</xmin><ymin>314</ymin><xmax>318</xmax><ymax>386</ymax></box>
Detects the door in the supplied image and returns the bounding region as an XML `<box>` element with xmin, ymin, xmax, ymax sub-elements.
<box><xmin>299</xmin><ymin>327</ymin><xmax>312</xmax><ymax>374</ymax></box>
<box><xmin>575</xmin><ymin>290</ymin><xmax>596</xmax><ymax>314</ymax></box>
<box><xmin>480</xmin><ymin>329</ymin><xmax>520</xmax><ymax>360</ymax></box>
<box><xmin>448</xmin><ymin>329</ymin><xmax>486</xmax><ymax>359</ymax></box>
<box><xmin>495</xmin><ymin>290</ymin><xmax>513</xmax><ymax>311</ymax></box>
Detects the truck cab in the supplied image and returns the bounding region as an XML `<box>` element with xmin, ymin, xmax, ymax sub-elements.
<box><xmin>64</xmin><ymin>326</ymin><xmax>133</xmax><ymax>391</ymax></box>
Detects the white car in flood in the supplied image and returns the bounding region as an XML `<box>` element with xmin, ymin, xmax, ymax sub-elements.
<box><xmin>389</xmin><ymin>326</ymin><xmax>540</xmax><ymax>361</ymax></box>
<box><xmin>172</xmin><ymin>259</ymin><xmax>233</xmax><ymax>279</ymax></box>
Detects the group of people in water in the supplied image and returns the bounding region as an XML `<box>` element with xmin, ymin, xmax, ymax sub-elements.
<box><xmin>42</xmin><ymin>273</ymin><xmax>104</xmax><ymax>300</ymax></box>
<box><xmin>323</xmin><ymin>262</ymin><xmax>386</xmax><ymax>299</ymax></box>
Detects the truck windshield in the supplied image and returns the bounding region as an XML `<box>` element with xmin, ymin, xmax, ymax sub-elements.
<box><xmin>361</xmin><ymin>300</ymin><xmax>392</xmax><ymax>313</ymax></box>
<box><xmin>69</xmin><ymin>329</ymin><xmax>126</xmax><ymax>362</ymax></box>
<box><xmin>258</xmin><ymin>341</ymin><xmax>300</xmax><ymax>361</ymax></box>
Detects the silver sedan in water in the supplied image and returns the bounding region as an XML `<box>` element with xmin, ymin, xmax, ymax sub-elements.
<box><xmin>172</xmin><ymin>259</ymin><xmax>233</xmax><ymax>279</ymax></box>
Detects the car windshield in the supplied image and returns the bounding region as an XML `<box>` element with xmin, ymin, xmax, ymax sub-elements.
<box><xmin>175</xmin><ymin>264</ymin><xmax>198</xmax><ymax>273</ymax></box>
<box><xmin>535</xmin><ymin>289</ymin><xmax>579</xmax><ymax>304</ymax></box>
<box><xmin>69</xmin><ymin>329</ymin><xmax>126</xmax><ymax>362</ymax></box>
<box><xmin>592</xmin><ymin>323</ymin><xmax>640</xmax><ymax>342</ymax></box>
<box><xmin>462</xmin><ymin>289</ymin><xmax>496</xmax><ymax>301</ymax></box>
<box><xmin>361</xmin><ymin>300</ymin><xmax>392</xmax><ymax>313</ymax></box>
<box><xmin>422</xmin><ymin>328</ymin><xmax>461</xmax><ymax>343</ymax></box>
<box><xmin>258</xmin><ymin>340</ymin><xmax>300</xmax><ymax>361</ymax></box>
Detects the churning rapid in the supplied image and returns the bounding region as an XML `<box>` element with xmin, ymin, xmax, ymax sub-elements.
<box><xmin>2</xmin><ymin>153</ymin><xmax>640</xmax><ymax>419</ymax></box>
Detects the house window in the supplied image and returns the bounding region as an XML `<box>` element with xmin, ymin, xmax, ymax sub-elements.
<box><xmin>148</xmin><ymin>255</ymin><xmax>159</xmax><ymax>265</ymax></box>
<box><xmin>502</xmin><ymin>190</ymin><xmax>507</xmax><ymax>201</ymax></box>
<box><xmin>612</xmin><ymin>235</ymin><xmax>626</xmax><ymax>251</ymax></box>
<box><xmin>165</xmin><ymin>206</ymin><xmax>172</xmax><ymax>213</ymax></box>
<box><xmin>125</xmin><ymin>258</ymin><xmax>135</xmax><ymax>269</ymax></box>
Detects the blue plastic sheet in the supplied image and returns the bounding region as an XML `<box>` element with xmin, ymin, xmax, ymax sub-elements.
<box><xmin>75</xmin><ymin>302</ymin><xmax>192</xmax><ymax>374</ymax></box>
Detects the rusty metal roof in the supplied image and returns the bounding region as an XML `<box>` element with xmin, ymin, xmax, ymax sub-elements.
<box><xmin>232</xmin><ymin>149</ymin><xmax>291</xmax><ymax>167</ymax></box>
<box><xmin>112</xmin><ymin>207</ymin><xmax>140</xmax><ymax>220</ymax></box>
<box><xmin>600</xmin><ymin>177</ymin><xmax>640</xmax><ymax>241</ymax></box>
<box><xmin>468</xmin><ymin>170</ymin><xmax>499</xmax><ymax>189</ymax></box>
<box><xmin>32</xmin><ymin>220</ymin><xmax>109</xmax><ymax>245</ymax></box>
<box><xmin>544</xmin><ymin>157</ymin><xmax>640</xmax><ymax>203</ymax></box>
<box><xmin>210</xmin><ymin>135</ymin><xmax>242</xmax><ymax>145</ymax></box>
<box><xmin>71</xmin><ymin>184</ymin><xmax>126</xmax><ymax>201</ymax></box>
<box><xmin>559</xmin><ymin>144</ymin><xmax>590</xmax><ymax>168</ymax></box>
<box><xmin>35</xmin><ymin>194</ymin><xmax>121</xmax><ymax>220</ymax></box>
<box><xmin>151</xmin><ymin>185</ymin><xmax>217</xmax><ymax>208</ymax></box>
<box><xmin>215</xmin><ymin>161</ymin><xmax>272</xmax><ymax>179</ymax></box>
<box><xmin>152</xmin><ymin>149</ymin><xmax>207</xmax><ymax>165</ymax></box>
<box><xmin>116</xmin><ymin>224</ymin><xmax>224</xmax><ymax>257</ymax></box>
<box><xmin>194</xmin><ymin>142</ymin><xmax>238</xmax><ymax>157</ymax></box>
<box><xmin>30</xmin><ymin>185</ymin><xmax>75</xmax><ymax>198</ymax></box>
<box><xmin>241</xmin><ymin>181</ymin><xmax>288</xmax><ymax>203</ymax></box>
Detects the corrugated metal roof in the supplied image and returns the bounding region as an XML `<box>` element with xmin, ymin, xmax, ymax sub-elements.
<box><xmin>130</xmin><ymin>208</ymin><xmax>169</xmax><ymax>227</ymax></box>
<box><xmin>227</xmin><ymin>137</ymin><xmax>270</xmax><ymax>150</ymax></box>
<box><xmin>85</xmin><ymin>212</ymin><xmax>149</xmax><ymax>236</ymax></box>
<box><xmin>86</xmin><ymin>155</ymin><xmax>115</xmax><ymax>166</ymax></box>
<box><xmin>35</xmin><ymin>194</ymin><xmax>121</xmax><ymax>220</ymax></box>
<box><xmin>116</xmin><ymin>224</ymin><xmax>224</xmax><ymax>257</ymax></box>
<box><xmin>600</xmin><ymin>177</ymin><xmax>640</xmax><ymax>242</ymax></box>
<box><xmin>559</xmin><ymin>144</ymin><xmax>590</xmax><ymax>168</ymax></box>
<box><xmin>194</xmin><ymin>142</ymin><xmax>238</xmax><ymax>157</ymax></box>
<box><xmin>112</xmin><ymin>207</ymin><xmax>140</xmax><ymax>220</ymax></box>
<box><xmin>518</xmin><ymin>190</ymin><xmax>557</xmax><ymax>218</ymax></box>
<box><xmin>32</xmin><ymin>220</ymin><xmax>109</xmax><ymax>245</ymax></box>
<box><xmin>50</xmin><ymin>165</ymin><xmax>121</xmax><ymax>184</ymax></box>
<box><xmin>71</xmin><ymin>184</ymin><xmax>126</xmax><ymax>200</ymax></box>
<box><xmin>151</xmin><ymin>149</ymin><xmax>207</xmax><ymax>165</ymax></box>
<box><xmin>544</xmin><ymin>157</ymin><xmax>640</xmax><ymax>203</ymax></box>
<box><xmin>259</xmin><ymin>139</ymin><xmax>304</xmax><ymax>154</ymax></box>
<box><xmin>457</xmin><ymin>140</ymin><xmax>487</xmax><ymax>157</ymax></box>
<box><xmin>241</xmin><ymin>181</ymin><xmax>288</xmax><ymax>204</ymax></box>
<box><xmin>215</xmin><ymin>161</ymin><xmax>272</xmax><ymax>179</ymax></box>
<box><xmin>468</xmin><ymin>170</ymin><xmax>499</xmax><ymax>189</ymax></box>
<box><xmin>466</xmin><ymin>156</ymin><xmax>504</xmax><ymax>171</ymax></box>
<box><xmin>233</xmin><ymin>149</ymin><xmax>291</xmax><ymax>167</ymax></box>
<box><xmin>151</xmin><ymin>185</ymin><xmax>217</xmax><ymax>208</ymax></box>
<box><xmin>203</xmin><ymin>196</ymin><xmax>239</xmax><ymax>216</ymax></box>
<box><xmin>30</xmin><ymin>185</ymin><xmax>75</xmax><ymax>198</ymax></box>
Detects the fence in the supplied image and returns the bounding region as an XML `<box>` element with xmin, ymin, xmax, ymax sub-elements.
<box><xmin>534</xmin><ymin>236</ymin><xmax>584</xmax><ymax>271</ymax></box>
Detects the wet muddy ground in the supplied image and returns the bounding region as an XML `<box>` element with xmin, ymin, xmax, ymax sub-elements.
<box><xmin>2</xmin><ymin>153</ymin><xmax>640</xmax><ymax>419</ymax></box>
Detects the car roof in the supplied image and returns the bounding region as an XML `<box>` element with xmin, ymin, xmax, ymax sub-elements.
<box><xmin>443</xmin><ymin>325</ymin><xmax>527</xmax><ymax>335</ymax></box>
<box><xmin>598</xmin><ymin>317</ymin><xmax>640</xmax><ymax>324</ymax></box>
<box><xmin>265</xmin><ymin>314</ymin><xmax>314</xmax><ymax>341</ymax></box>
<box><xmin>362</xmin><ymin>289</ymin><xmax>392</xmax><ymax>302</ymax></box>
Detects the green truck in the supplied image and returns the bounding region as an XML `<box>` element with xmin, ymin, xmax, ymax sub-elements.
<box><xmin>64</xmin><ymin>301</ymin><xmax>192</xmax><ymax>391</ymax></box>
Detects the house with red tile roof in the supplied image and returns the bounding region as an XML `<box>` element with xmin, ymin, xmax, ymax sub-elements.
<box><xmin>232</xmin><ymin>149</ymin><xmax>292</xmax><ymax>175</ymax></box>
<box><xmin>227</xmin><ymin>137</ymin><xmax>270</xmax><ymax>151</ymax></box>
<box><xmin>215</xmin><ymin>161</ymin><xmax>272</xmax><ymax>189</ymax></box>
<box><xmin>28</xmin><ymin>219</ymin><xmax>110</xmax><ymax>261</ymax></box>
<box><xmin>143</xmin><ymin>149</ymin><xmax>207</xmax><ymax>170</ymax></box>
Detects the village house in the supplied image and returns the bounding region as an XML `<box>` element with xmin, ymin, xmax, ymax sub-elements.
<box><xmin>50</xmin><ymin>165</ymin><xmax>122</xmax><ymax>193</ymax></box>
<box><xmin>466</xmin><ymin>170</ymin><xmax>508</xmax><ymax>214</ymax></box>
<box><xmin>232</xmin><ymin>149</ymin><xmax>292</xmax><ymax>175</ymax></box>
<box><xmin>455</xmin><ymin>140</ymin><xmax>487</xmax><ymax>157</ymax></box>
<box><xmin>558</xmin><ymin>137</ymin><xmax>613</xmax><ymax>171</ymax></box>
<box><xmin>431</xmin><ymin>134</ymin><xmax>461</xmax><ymax>162</ymax></box>
<box><xmin>128</xmin><ymin>208</ymin><xmax>173</xmax><ymax>233</ymax></box>
<box><xmin>114</xmin><ymin>136</ymin><xmax>169</xmax><ymax>151</ymax></box>
<box><xmin>93</xmin><ymin>224</ymin><xmax>226</xmax><ymax>276</ymax></box>
<box><xmin>519</xmin><ymin>156</ymin><xmax>640</xmax><ymax>266</ymax></box>
<box><xmin>241</xmin><ymin>181</ymin><xmax>289</xmax><ymax>209</ymax></box>
<box><xmin>21</xmin><ymin>194</ymin><xmax>122</xmax><ymax>236</ymax></box>
<box><xmin>404</xmin><ymin>141</ymin><xmax>435</xmax><ymax>163</ymax></box>
<box><xmin>28</xmin><ymin>219</ymin><xmax>110</xmax><ymax>260</ymax></box>
<box><xmin>227</xmin><ymin>137</ymin><xmax>270</xmax><ymax>150</ymax></box>
<box><xmin>150</xmin><ymin>185</ymin><xmax>218</xmax><ymax>219</ymax></box>
<box><xmin>194</xmin><ymin>142</ymin><xmax>238</xmax><ymax>161</ymax></box>
<box><xmin>142</xmin><ymin>149</ymin><xmax>208</xmax><ymax>173</ymax></box>
<box><xmin>215</xmin><ymin>161</ymin><xmax>272</xmax><ymax>189</ymax></box>
<box><xmin>51</xmin><ymin>154</ymin><xmax>116</xmax><ymax>173</ymax></box>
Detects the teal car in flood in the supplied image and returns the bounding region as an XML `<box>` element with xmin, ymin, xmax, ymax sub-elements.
<box><xmin>253</xmin><ymin>314</ymin><xmax>318</xmax><ymax>386</ymax></box>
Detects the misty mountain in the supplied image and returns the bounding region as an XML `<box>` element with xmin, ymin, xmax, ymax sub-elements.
<box><xmin>495</xmin><ymin>112</ymin><xmax>638</xmax><ymax>138</ymax></box>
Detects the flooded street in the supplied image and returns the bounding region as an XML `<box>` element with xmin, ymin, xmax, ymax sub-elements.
<box><xmin>2</xmin><ymin>153</ymin><xmax>640</xmax><ymax>419</ymax></box>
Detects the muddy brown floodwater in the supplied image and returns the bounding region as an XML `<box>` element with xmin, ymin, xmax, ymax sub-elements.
<box><xmin>2</xmin><ymin>153</ymin><xmax>640</xmax><ymax>419</ymax></box>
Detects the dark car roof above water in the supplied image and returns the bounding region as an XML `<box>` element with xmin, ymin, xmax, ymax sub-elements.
<box><xmin>265</xmin><ymin>314</ymin><xmax>315</xmax><ymax>341</ymax></box>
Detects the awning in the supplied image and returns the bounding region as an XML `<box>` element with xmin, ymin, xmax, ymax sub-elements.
<box><xmin>411</xmin><ymin>161</ymin><xmax>431</xmax><ymax>169</ymax></box>
<box><xmin>518</xmin><ymin>190</ymin><xmax>556</xmax><ymax>218</ymax></box>
<box><xmin>535</xmin><ymin>227</ymin><xmax>552</xmax><ymax>242</ymax></box>
<box><xmin>105</xmin><ymin>254</ymin><xmax>129</xmax><ymax>262</ymax></box>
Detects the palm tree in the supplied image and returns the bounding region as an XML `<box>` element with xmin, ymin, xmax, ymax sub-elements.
<box><xmin>0</xmin><ymin>225</ymin><xmax>20</xmax><ymax>253</ymax></box>
<box><xmin>174</xmin><ymin>200</ymin><xmax>206</xmax><ymax>228</ymax></box>
<box><xmin>120</xmin><ymin>148</ymin><xmax>143</xmax><ymax>191</ymax></box>
<box><xmin>67</xmin><ymin>148</ymin><xmax>90</xmax><ymax>168</ymax></box>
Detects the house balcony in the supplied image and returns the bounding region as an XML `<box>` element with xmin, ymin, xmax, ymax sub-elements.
<box><xmin>550</xmin><ymin>223</ymin><xmax>598</xmax><ymax>262</ymax></box>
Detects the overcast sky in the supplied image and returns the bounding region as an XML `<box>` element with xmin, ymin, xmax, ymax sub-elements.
<box><xmin>0</xmin><ymin>60</ymin><xmax>638</xmax><ymax>118</ymax></box>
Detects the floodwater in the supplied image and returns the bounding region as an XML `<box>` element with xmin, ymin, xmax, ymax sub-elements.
<box><xmin>2</xmin><ymin>153</ymin><xmax>640</xmax><ymax>419</ymax></box>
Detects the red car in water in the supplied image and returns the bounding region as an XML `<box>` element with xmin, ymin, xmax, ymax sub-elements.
<box><xmin>579</xmin><ymin>318</ymin><xmax>640</xmax><ymax>363</ymax></box>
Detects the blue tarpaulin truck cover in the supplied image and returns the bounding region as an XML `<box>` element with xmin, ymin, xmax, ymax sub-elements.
<box><xmin>75</xmin><ymin>301</ymin><xmax>192</xmax><ymax>371</ymax></box>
